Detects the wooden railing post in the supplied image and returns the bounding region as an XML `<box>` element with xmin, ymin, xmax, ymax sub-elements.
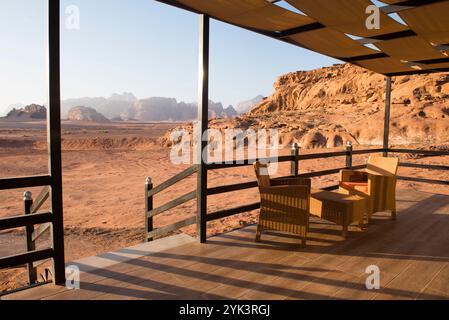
<box><xmin>24</xmin><ymin>191</ymin><xmax>37</xmax><ymax>284</ymax></box>
<box><xmin>291</xmin><ymin>143</ymin><xmax>299</xmax><ymax>176</ymax></box>
<box><xmin>346</xmin><ymin>141</ymin><xmax>353</xmax><ymax>169</ymax></box>
<box><xmin>383</xmin><ymin>76</ymin><xmax>392</xmax><ymax>157</ymax></box>
<box><xmin>145</xmin><ymin>177</ymin><xmax>154</xmax><ymax>242</ymax></box>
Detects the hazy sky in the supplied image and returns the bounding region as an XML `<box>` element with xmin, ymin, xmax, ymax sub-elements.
<box><xmin>0</xmin><ymin>0</ymin><xmax>346</xmax><ymax>114</ymax></box>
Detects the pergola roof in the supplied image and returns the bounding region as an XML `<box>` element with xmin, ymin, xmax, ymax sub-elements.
<box><xmin>158</xmin><ymin>0</ymin><xmax>449</xmax><ymax>76</ymax></box>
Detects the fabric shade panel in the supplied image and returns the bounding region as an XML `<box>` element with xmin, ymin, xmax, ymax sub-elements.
<box><xmin>353</xmin><ymin>57</ymin><xmax>415</xmax><ymax>74</ymax></box>
<box><xmin>397</xmin><ymin>2</ymin><xmax>449</xmax><ymax>45</ymax></box>
<box><xmin>163</xmin><ymin>0</ymin><xmax>449</xmax><ymax>75</ymax></box>
<box><xmin>374</xmin><ymin>36</ymin><xmax>447</xmax><ymax>61</ymax></box>
<box><xmin>286</xmin><ymin>0</ymin><xmax>408</xmax><ymax>37</ymax></box>
<box><xmin>175</xmin><ymin>0</ymin><xmax>314</xmax><ymax>32</ymax></box>
<box><xmin>225</xmin><ymin>3</ymin><xmax>315</xmax><ymax>32</ymax></box>
<box><xmin>288</xmin><ymin>28</ymin><xmax>379</xmax><ymax>58</ymax></box>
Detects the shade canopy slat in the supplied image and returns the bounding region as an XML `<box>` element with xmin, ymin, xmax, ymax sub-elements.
<box><xmin>160</xmin><ymin>0</ymin><xmax>449</xmax><ymax>76</ymax></box>
<box><xmin>286</xmin><ymin>0</ymin><xmax>408</xmax><ymax>38</ymax></box>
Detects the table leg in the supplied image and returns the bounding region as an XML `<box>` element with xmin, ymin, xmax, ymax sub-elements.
<box><xmin>342</xmin><ymin>224</ymin><xmax>348</xmax><ymax>238</ymax></box>
<box><xmin>359</xmin><ymin>220</ymin><xmax>365</xmax><ymax>230</ymax></box>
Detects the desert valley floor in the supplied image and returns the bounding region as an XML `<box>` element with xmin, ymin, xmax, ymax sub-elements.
<box><xmin>1</xmin><ymin>120</ymin><xmax>448</xmax><ymax>291</ymax></box>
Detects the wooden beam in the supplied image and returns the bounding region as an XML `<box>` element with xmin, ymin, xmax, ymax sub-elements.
<box><xmin>197</xmin><ymin>14</ymin><xmax>209</xmax><ymax>243</ymax></box>
<box><xmin>345</xmin><ymin>53</ymin><xmax>389</xmax><ymax>62</ymax></box>
<box><xmin>207</xmin><ymin>181</ymin><xmax>258</xmax><ymax>196</ymax></box>
<box><xmin>148</xmin><ymin>165</ymin><xmax>198</xmax><ymax>197</ymax></box>
<box><xmin>386</xmin><ymin>0</ymin><xmax>447</xmax><ymax>7</ymax></box>
<box><xmin>400</xmin><ymin>163</ymin><xmax>449</xmax><ymax>171</ymax></box>
<box><xmin>207</xmin><ymin>203</ymin><xmax>261</xmax><ymax>222</ymax></box>
<box><xmin>0</xmin><ymin>212</ymin><xmax>53</xmax><ymax>232</ymax></box>
<box><xmin>147</xmin><ymin>216</ymin><xmax>197</xmax><ymax>240</ymax></box>
<box><xmin>383</xmin><ymin>76</ymin><xmax>392</xmax><ymax>156</ymax></box>
<box><xmin>24</xmin><ymin>193</ymin><xmax>37</xmax><ymax>284</ymax></box>
<box><xmin>389</xmin><ymin>148</ymin><xmax>449</xmax><ymax>156</ymax></box>
<box><xmin>352</xmin><ymin>148</ymin><xmax>385</xmax><ymax>155</ymax></box>
<box><xmin>386</xmin><ymin>67</ymin><xmax>449</xmax><ymax>76</ymax></box>
<box><xmin>0</xmin><ymin>249</ymin><xmax>54</xmax><ymax>269</ymax></box>
<box><xmin>277</xmin><ymin>22</ymin><xmax>325</xmax><ymax>38</ymax></box>
<box><xmin>47</xmin><ymin>0</ymin><xmax>65</xmax><ymax>285</ymax></box>
<box><xmin>31</xmin><ymin>223</ymin><xmax>52</xmax><ymax>242</ymax></box>
<box><xmin>0</xmin><ymin>176</ymin><xmax>51</xmax><ymax>191</ymax></box>
<box><xmin>148</xmin><ymin>191</ymin><xmax>197</xmax><ymax>218</ymax></box>
<box><xmin>299</xmin><ymin>168</ymin><xmax>346</xmax><ymax>178</ymax></box>
<box><xmin>30</xmin><ymin>186</ymin><xmax>50</xmax><ymax>214</ymax></box>
<box><xmin>397</xmin><ymin>176</ymin><xmax>449</xmax><ymax>186</ymax></box>
<box><xmin>145</xmin><ymin>177</ymin><xmax>154</xmax><ymax>242</ymax></box>
<box><xmin>207</xmin><ymin>155</ymin><xmax>292</xmax><ymax>170</ymax></box>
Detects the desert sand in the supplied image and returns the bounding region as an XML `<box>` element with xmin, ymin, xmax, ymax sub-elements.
<box><xmin>1</xmin><ymin>119</ymin><xmax>448</xmax><ymax>292</ymax></box>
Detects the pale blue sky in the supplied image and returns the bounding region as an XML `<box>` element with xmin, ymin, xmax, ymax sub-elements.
<box><xmin>0</xmin><ymin>0</ymin><xmax>346</xmax><ymax>114</ymax></box>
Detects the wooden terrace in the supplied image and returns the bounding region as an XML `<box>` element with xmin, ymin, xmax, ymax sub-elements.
<box><xmin>3</xmin><ymin>189</ymin><xmax>449</xmax><ymax>300</ymax></box>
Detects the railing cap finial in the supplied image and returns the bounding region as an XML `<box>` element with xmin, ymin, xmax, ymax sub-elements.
<box><xmin>346</xmin><ymin>141</ymin><xmax>353</xmax><ymax>147</ymax></box>
<box><xmin>146</xmin><ymin>177</ymin><xmax>152</xmax><ymax>185</ymax></box>
<box><xmin>23</xmin><ymin>191</ymin><xmax>33</xmax><ymax>201</ymax></box>
<box><xmin>292</xmin><ymin>142</ymin><xmax>300</xmax><ymax>149</ymax></box>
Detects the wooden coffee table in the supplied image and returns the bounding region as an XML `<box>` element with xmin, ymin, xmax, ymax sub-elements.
<box><xmin>310</xmin><ymin>189</ymin><xmax>367</xmax><ymax>238</ymax></box>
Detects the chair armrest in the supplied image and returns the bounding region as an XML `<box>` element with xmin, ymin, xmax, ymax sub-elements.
<box><xmin>259</xmin><ymin>185</ymin><xmax>310</xmax><ymax>213</ymax></box>
<box><xmin>270</xmin><ymin>177</ymin><xmax>311</xmax><ymax>188</ymax></box>
<box><xmin>340</xmin><ymin>169</ymin><xmax>368</xmax><ymax>183</ymax></box>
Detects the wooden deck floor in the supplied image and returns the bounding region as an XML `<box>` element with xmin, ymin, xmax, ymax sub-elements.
<box><xmin>3</xmin><ymin>189</ymin><xmax>449</xmax><ymax>300</ymax></box>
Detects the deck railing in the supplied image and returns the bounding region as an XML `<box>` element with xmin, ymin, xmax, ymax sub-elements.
<box><xmin>145</xmin><ymin>144</ymin><xmax>390</xmax><ymax>240</ymax></box>
<box><xmin>145</xmin><ymin>145</ymin><xmax>449</xmax><ymax>241</ymax></box>
<box><xmin>390</xmin><ymin>148</ymin><xmax>449</xmax><ymax>186</ymax></box>
<box><xmin>0</xmin><ymin>183</ymin><xmax>53</xmax><ymax>289</ymax></box>
<box><xmin>145</xmin><ymin>165</ymin><xmax>198</xmax><ymax>241</ymax></box>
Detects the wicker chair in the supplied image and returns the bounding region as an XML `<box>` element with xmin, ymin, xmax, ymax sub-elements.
<box><xmin>253</xmin><ymin>161</ymin><xmax>311</xmax><ymax>246</ymax></box>
<box><xmin>339</xmin><ymin>155</ymin><xmax>399</xmax><ymax>221</ymax></box>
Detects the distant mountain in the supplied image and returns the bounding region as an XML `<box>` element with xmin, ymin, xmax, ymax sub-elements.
<box><xmin>235</xmin><ymin>95</ymin><xmax>264</xmax><ymax>114</ymax></box>
<box><xmin>61</xmin><ymin>93</ymin><xmax>238</xmax><ymax>122</ymax></box>
<box><xmin>127</xmin><ymin>98</ymin><xmax>237</xmax><ymax>121</ymax></box>
<box><xmin>210</xmin><ymin>103</ymin><xmax>238</xmax><ymax>119</ymax></box>
<box><xmin>62</xmin><ymin>92</ymin><xmax>137</xmax><ymax>119</ymax></box>
<box><xmin>2</xmin><ymin>104</ymin><xmax>46</xmax><ymax>121</ymax></box>
<box><xmin>67</xmin><ymin>106</ymin><xmax>110</xmax><ymax>123</ymax></box>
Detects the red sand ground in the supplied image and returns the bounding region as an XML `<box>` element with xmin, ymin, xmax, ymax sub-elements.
<box><xmin>1</xmin><ymin>121</ymin><xmax>448</xmax><ymax>292</ymax></box>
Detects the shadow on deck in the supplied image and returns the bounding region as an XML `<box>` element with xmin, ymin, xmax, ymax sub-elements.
<box><xmin>3</xmin><ymin>189</ymin><xmax>449</xmax><ymax>300</ymax></box>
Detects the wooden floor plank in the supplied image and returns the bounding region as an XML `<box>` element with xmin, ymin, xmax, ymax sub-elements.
<box><xmin>3</xmin><ymin>189</ymin><xmax>449</xmax><ymax>300</ymax></box>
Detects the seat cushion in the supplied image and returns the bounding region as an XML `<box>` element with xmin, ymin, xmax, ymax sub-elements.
<box><xmin>340</xmin><ymin>182</ymin><xmax>369</xmax><ymax>193</ymax></box>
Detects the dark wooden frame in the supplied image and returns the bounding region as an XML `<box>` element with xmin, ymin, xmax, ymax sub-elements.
<box><xmin>197</xmin><ymin>14</ymin><xmax>209</xmax><ymax>243</ymax></box>
<box><xmin>0</xmin><ymin>0</ymin><xmax>65</xmax><ymax>286</ymax></box>
<box><xmin>383</xmin><ymin>76</ymin><xmax>392</xmax><ymax>157</ymax></box>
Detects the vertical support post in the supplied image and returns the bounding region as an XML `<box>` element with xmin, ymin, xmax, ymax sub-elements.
<box><xmin>291</xmin><ymin>143</ymin><xmax>299</xmax><ymax>176</ymax></box>
<box><xmin>346</xmin><ymin>141</ymin><xmax>353</xmax><ymax>169</ymax></box>
<box><xmin>197</xmin><ymin>14</ymin><xmax>209</xmax><ymax>243</ymax></box>
<box><xmin>145</xmin><ymin>177</ymin><xmax>154</xmax><ymax>242</ymax></box>
<box><xmin>48</xmin><ymin>0</ymin><xmax>65</xmax><ymax>285</ymax></box>
<box><xmin>383</xmin><ymin>76</ymin><xmax>392</xmax><ymax>157</ymax></box>
<box><xmin>24</xmin><ymin>191</ymin><xmax>37</xmax><ymax>285</ymax></box>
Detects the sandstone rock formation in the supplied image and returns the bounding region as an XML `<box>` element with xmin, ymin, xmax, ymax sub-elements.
<box><xmin>160</xmin><ymin>63</ymin><xmax>449</xmax><ymax>149</ymax></box>
<box><xmin>249</xmin><ymin>63</ymin><xmax>449</xmax><ymax>147</ymax></box>
<box><xmin>68</xmin><ymin>106</ymin><xmax>110</xmax><ymax>123</ymax></box>
<box><xmin>2</xmin><ymin>104</ymin><xmax>46</xmax><ymax>121</ymax></box>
